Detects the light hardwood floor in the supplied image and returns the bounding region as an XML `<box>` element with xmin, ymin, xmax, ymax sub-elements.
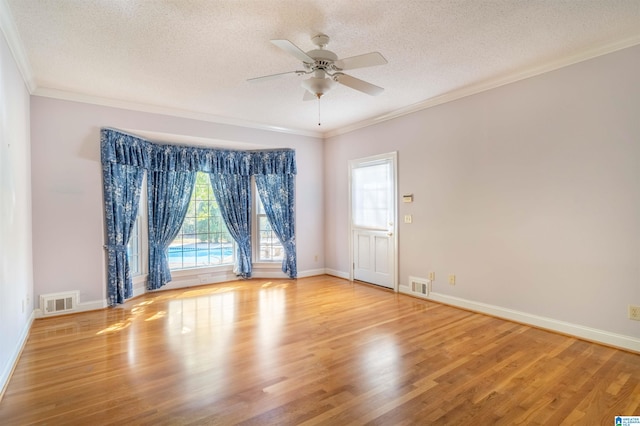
<box><xmin>1</xmin><ymin>275</ymin><xmax>639</xmax><ymax>425</ymax></box>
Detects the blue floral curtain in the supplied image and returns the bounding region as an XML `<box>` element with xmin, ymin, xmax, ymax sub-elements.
<box><xmin>100</xmin><ymin>128</ymin><xmax>297</xmax><ymax>304</ymax></box>
<box><xmin>253</xmin><ymin>151</ymin><xmax>297</xmax><ymax>278</ymax></box>
<box><xmin>209</xmin><ymin>173</ymin><xmax>253</xmax><ymax>277</ymax></box>
<box><xmin>147</xmin><ymin>170</ymin><xmax>196</xmax><ymax>290</ymax></box>
<box><xmin>101</xmin><ymin>162</ymin><xmax>145</xmax><ymax>305</ymax></box>
<box><xmin>101</xmin><ymin>130</ymin><xmax>148</xmax><ymax>305</ymax></box>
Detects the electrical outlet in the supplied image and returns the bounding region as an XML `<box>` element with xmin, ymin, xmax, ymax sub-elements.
<box><xmin>428</xmin><ymin>271</ymin><xmax>435</xmax><ymax>281</ymax></box>
<box><xmin>448</xmin><ymin>274</ymin><xmax>456</xmax><ymax>285</ymax></box>
<box><xmin>629</xmin><ymin>305</ymin><xmax>640</xmax><ymax>321</ymax></box>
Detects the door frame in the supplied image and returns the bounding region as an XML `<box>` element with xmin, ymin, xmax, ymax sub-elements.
<box><xmin>348</xmin><ymin>151</ymin><xmax>398</xmax><ymax>291</ymax></box>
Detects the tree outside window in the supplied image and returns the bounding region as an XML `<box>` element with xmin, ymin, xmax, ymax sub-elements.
<box><xmin>169</xmin><ymin>172</ymin><xmax>234</xmax><ymax>269</ymax></box>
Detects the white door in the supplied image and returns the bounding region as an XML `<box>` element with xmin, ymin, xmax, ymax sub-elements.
<box><xmin>350</xmin><ymin>153</ymin><xmax>397</xmax><ymax>289</ymax></box>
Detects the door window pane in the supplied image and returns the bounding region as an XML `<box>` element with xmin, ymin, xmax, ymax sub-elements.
<box><xmin>352</xmin><ymin>162</ymin><xmax>391</xmax><ymax>229</ymax></box>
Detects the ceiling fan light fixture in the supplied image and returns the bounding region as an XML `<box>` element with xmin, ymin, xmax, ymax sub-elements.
<box><xmin>301</xmin><ymin>76</ymin><xmax>335</xmax><ymax>98</ymax></box>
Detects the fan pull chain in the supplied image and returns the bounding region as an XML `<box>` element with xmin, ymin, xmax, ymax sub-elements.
<box><xmin>316</xmin><ymin>93</ymin><xmax>322</xmax><ymax>126</ymax></box>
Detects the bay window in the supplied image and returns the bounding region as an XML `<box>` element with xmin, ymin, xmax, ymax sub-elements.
<box><xmin>101</xmin><ymin>128</ymin><xmax>297</xmax><ymax>305</ymax></box>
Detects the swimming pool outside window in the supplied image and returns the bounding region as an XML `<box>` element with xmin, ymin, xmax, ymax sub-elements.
<box><xmin>169</xmin><ymin>172</ymin><xmax>235</xmax><ymax>270</ymax></box>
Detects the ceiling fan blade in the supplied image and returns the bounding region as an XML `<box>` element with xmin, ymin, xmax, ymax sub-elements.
<box><xmin>247</xmin><ymin>70</ymin><xmax>304</xmax><ymax>82</ymax></box>
<box><xmin>271</xmin><ymin>39</ymin><xmax>315</xmax><ymax>63</ymax></box>
<box><xmin>335</xmin><ymin>73</ymin><xmax>384</xmax><ymax>96</ymax></box>
<box><xmin>335</xmin><ymin>52</ymin><xmax>387</xmax><ymax>71</ymax></box>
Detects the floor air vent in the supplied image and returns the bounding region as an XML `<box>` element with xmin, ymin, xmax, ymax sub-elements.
<box><xmin>40</xmin><ymin>292</ymin><xmax>79</xmax><ymax>315</ymax></box>
<box><xmin>409</xmin><ymin>276</ymin><xmax>430</xmax><ymax>296</ymax></box>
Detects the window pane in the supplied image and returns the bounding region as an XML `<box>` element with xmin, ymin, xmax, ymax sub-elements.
<box><xmin>127</xmin><ymin>219</ymin><xmax>140</xmax><ymax>276</ymax></box>
<box><xmin>185</xmin><ymin>199</ymin><xmax>196</xmax><ymax>217</ymax></box>
<box><xmin>256</xmin><ymin>195</ymin><xmax>284</xmax><ymax>262</ymax></box>
<box><xmin>259</xmin><ymin>216</ymin><xmax>271</xmax><ymax>231</ymax></box>
<box><xmin>169</xmin><ymin>172</ymin><xmax>235</xmax><ymax>270</ymax></box>
<box><xmin>257</xmin><ymin>198</ymin><xmax>266</xmax><ymax>215</ymax></box>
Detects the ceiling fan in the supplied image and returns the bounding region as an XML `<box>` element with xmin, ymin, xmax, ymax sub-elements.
<box><xmin>248</xmin><ymin>33</ymin><xmax>387</xmax><ymax>101</ymax></box>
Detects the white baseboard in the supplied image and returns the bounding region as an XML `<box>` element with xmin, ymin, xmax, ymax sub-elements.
<box><xmin>77</xmin><ymin>299</ymin><xmax>108</xmax><ymax>312</ymax></box>
<box><xmin>251</xmin><ymin>271</ymin><xmax>289</xmax><ymax>279</ymax></box>
<box><xmin>161</xmin><ymin>271</ymin><xmax>236</xmax><ymax>292</ymax></box>
<box><xmin>325</xmin><ymin>269</ymin><xmax>349</xmax><ymax>280</ymax></box>
<box><xmin>125</xmin><ymin>268</ymin><xmax>327</xmax><ymax>299</ymax></box>
<box><xmin>426</xmin><ymin>291</ymin><xmax>640</xmax><ymax>353</ymax></box>
<box><xmin>296</xmin><ymin>268</ymin><xmax>326</xmax><ymax>278</ymax></box>
<box><xmin>1</xmin><ymin>311</ymin><xmax>35</xmax><ymax>400</ymax></box>
<box><xmin>132</xmin><ymin>286</ymin><xmax>146</xmax><ymax>299</ymax></box>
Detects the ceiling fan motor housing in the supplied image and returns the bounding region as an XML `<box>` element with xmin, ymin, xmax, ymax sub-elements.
<box><xmin>311</xmin><ymin>33</ymin><xmax>330</xmax><ymax>48</ymax></box>
<box><xmin>305</xmin><ymin>49</ymin><xmax>338</xmax><ymax>72</ymax></box>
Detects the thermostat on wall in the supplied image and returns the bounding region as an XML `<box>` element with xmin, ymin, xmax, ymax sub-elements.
<box><xmin>402</xmin><ymin>194</ymin><xmax>413</xmax><ymax>203</ymax></box>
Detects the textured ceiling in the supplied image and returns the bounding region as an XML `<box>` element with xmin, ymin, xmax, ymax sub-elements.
<box><xmin>3</xmin><ymin>0</ymin><xmax>640</xmax><ymax>136</ymax></box>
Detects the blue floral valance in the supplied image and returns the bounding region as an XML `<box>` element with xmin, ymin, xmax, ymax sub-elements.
<box><xmin>100</xmin><ymin>128</ymin><xmax>296</xmax><ymax>174</ymax></box>
<box><xmin>251</xmin><ymin>149</ymin><xmax>297</xmax><ymax>175</ymax></box>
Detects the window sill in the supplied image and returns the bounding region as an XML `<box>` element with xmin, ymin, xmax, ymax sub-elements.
<box><xmin>170</xmin><ymin>264</ymin><xmax>235</xmax><ymax>278</ymax></box>
<box><xmin>252</xmin><ymin>262</ymin><xmax>283</xmax><ymax>269</ymax></box>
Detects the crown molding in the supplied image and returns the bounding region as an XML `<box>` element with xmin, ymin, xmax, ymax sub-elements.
<box><xmin>323</xmin><ymin>35</ymin><xmax>640</xmax><ymax>139</ymax></box>
<box><xmin>0</xmin><ymin>0</ymin><xmax>36</xmax><ymax>92</ymax></box>
<box><xmin>33</xmin><ymin>87</ymin><xmax>323</xmax><ymax>139</ymax></box>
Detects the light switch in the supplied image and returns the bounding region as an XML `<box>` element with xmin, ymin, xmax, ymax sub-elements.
<box><xmin>404</xmin><ymin>215</ymin><xmax>412</xmax><ymax>224</ymax></box>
